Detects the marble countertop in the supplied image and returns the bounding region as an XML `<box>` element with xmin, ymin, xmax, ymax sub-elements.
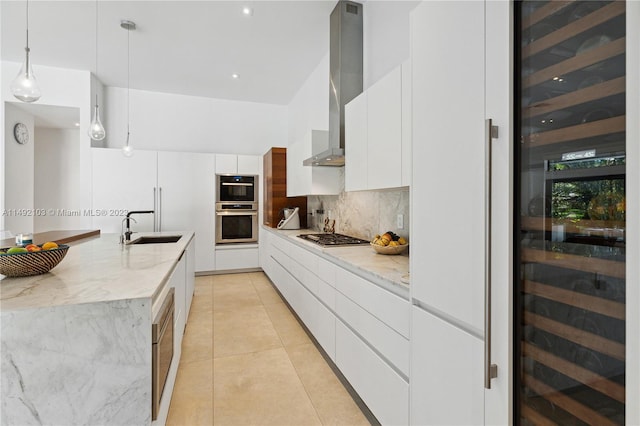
<box><xmin>263</xmin><ymin>226</ymin><xmax>409</xmax><ymax>298</ymax></box>
<box><xmin>0</xmin><ymin>231</ymin><xmax>194</xmax><ymax>312</ymax></box>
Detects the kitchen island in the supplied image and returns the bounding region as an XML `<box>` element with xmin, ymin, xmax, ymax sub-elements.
<box><xmin>0</xmin><ymin>231</ymin><xmax>195</xmax><ymax>426</ymax></box>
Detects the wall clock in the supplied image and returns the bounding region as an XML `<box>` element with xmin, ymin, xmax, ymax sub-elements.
<box><xmin>13</xmin><ymin>122</ymin><xmax>29</xmax><ymax>145</ymax></box>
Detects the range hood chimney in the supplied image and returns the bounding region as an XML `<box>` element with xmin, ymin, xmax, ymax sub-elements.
<box><xmin>303</xmin><ymin>0</ymin><xmax>363</xmax><ymax>167</ymax></box>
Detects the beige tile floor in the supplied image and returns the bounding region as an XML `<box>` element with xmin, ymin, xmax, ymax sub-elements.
<box><xmin>166</xmin><ymin>272</ymin><xmax>371</xmax><ymax>426</ymax></box>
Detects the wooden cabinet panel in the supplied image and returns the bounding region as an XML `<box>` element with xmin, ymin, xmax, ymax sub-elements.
<box><xmin>262</xmin><ymin>148</ymin><xmax>307</xmax><ymax>228</ymax></box>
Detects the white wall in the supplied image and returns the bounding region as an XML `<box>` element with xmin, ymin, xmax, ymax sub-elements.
<box><xmin>363</xmin><ymin>1</ymin><xmax>420</xmax><ymax>88</ymax></box>
<box><xmin>287</xmin><ymin>53</ymin><xmax>330</xmax><ymax>145</ymax></box>
<box><xmin>3</xmin><ymin>104</ymin><xmax>35</xmax><ymax>234</ymax></box>
<box><xmin>104</xmin><ymin>87</ymin><xmax>287</xmax><ymax>156</ymax></box>
<box><xmin>2</xmin><ymin>61</ymin><xmax>93</xmax><ymax>230</ymax></box>
<box><xmin>34</xmin><ymin>128</ymin><xmax>81</xmax><ymax>232</ymax></box>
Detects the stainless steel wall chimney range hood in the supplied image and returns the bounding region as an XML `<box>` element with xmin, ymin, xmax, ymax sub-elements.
<box><xmin>303</xmin><ymin>0</ymin><xmax>363</xmax><ymax>167</ymax></box>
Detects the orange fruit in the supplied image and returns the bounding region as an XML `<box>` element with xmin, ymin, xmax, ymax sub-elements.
<box><xmin>42</xmin><ymin>242</ymin><xmax>58</xmax><ymax>250</ymax></box>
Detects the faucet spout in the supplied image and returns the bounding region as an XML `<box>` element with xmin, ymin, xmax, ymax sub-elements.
<box><xmin>121</xmin><ymin>210</ymin><xmax>154</xmax><ymax>243</ymax></box>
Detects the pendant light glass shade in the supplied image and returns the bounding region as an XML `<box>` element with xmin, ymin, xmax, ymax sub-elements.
<box><xmin>89</xmin><ymin>102</ymin><xmax>106</xmax><ymax>140</ymax></box>
<box><xmin>122</xmin><ymin>132</ymin><xmax>134</xmax><ymax>157</ymax></box>
<box><xmin>12</xmin><ymin>0</ymin><xmax>41</xmax><ymax>103</ymax></box>
<box><xmin>89</xmin><ymin>1</ymin><xmax>106</xmax><ymax>141</ymax></box>
<box><xmin>121</xmin><ymin>20</ymin><xmax>136</xmax><ymax>157</ymax></box>
<box><xmin>11</xmin><ymin>49</ymin><xmax>41</xmax><ymax>103</ymax></box>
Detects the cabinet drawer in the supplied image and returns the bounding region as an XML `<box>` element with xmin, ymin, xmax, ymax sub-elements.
<box><xmin>316</xmin><ymin>302</ymin><xmax>336</xmax><ymax>361</ymax></box>
<box><xmin>215</xmin><ymin>247</ymin><xmax>259</xmax><ymax>271</ymax></box>
<box><xmin>335</xmin><ymin>267</ymin><xmax>410</xmax><ymax>338</ymax></box>
<box><xmin>317</xmin><ymin>257</ymin><xmax>336</xmax><ymax>287</ymax></box>
<box><xmin>289</xmin><ymin>243</ymin><xmax>318</xmax><ymax>276</ymax></box>
<box><xmin>335</xmin><ymin>292</ymin><xmax>409</xmax><ymax>376</ymax></box>
<box><xmin>316</xmin><ymin>278</ymin><xmax>336</xmax><ymax>311</ymax></box>
<box><xmin>336</xmin><ymin>320</ymin><xmax>409</xmax><ymax>426</ymax></box>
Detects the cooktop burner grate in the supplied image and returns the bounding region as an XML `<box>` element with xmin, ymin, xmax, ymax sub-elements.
<box><xmin>297</xmin><ymin>233</ymin><xmax>370</xmax><ymax>246</ymax></box>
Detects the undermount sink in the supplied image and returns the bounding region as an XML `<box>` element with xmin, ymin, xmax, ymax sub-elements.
<box><xmin>129</xmin><ymin>235</ymin><xmax>181</xmax><ymax>245</ymax></box>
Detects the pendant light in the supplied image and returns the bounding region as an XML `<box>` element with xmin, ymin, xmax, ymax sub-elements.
<box><xmin>11</xmin><ymin>0</ymin><xmax>41</xmax><ymax>103</ymax></box>
<box><xmin>89</xmin><ymin>0</ymin><xmax>106</xmax><ymax>141</ymax></box>
<box><xmin>121</xmin><ymin>20</ymin><xmax>136</xmax><ymax>157</ymax></box>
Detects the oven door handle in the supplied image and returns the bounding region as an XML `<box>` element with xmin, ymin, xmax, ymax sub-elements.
<box><xmin>216</xmin><ymin>210</ymin><xmax>258</xmax><ymax>216</ymax></box>
<box><xmin>221</xmin><ymin>182</ymin><xmax>253</xmax><ymax>187</ymax></box>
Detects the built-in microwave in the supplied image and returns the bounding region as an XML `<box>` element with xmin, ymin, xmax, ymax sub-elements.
<box><xmin>217</xmin><ymin>175</ymin><xmax>257</xmax><ymax>203</ymax></box>
<box><xmin>215</xmin><ymin>202</ymin><xmax>258</xmax><ymax>244</ymax></box>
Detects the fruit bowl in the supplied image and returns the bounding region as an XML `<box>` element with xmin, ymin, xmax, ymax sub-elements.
<box><xmin>370</xmin><ymin>242</ymin><xmax>409</xmax><ymax>255</ymax></box>
<box><xmin>0</xmin><ymin>245</ymin><xmax>69</xmax><ymax>277</ymax></box>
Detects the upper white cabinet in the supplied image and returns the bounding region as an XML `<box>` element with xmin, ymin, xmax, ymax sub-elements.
<box><xmin>216</xmin><ymin>154</ymin><xmax>261</xmax><ymax>175</ymax></box>
<box><xmin>287</xmin><ymin>130</ymin><xmax>342</xmax><ymax>196</ymax></box>
<box><xmin>345</xmin><ymin>62</ymin><xmax>411</xmax><ymax>191</ymax></box>
<box><xmin>367</xmin><ymin>66</ymin><xmax>402</xmax><ymax>190</ymax></box>
<box><xmin>344</xmin><ymin>92</ymin><xmax>368</xmax><ymax>191</ymax></box>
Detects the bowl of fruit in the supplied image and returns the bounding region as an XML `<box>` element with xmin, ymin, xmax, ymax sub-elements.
<box><xmin>0</xmin><ymin>242</ymin><xmax>69</xmax><ymax>277</ymax></box>
<box><xmin>370</xmin><ymin>231</ymin><xmax>409</xmax><ymax>255</ymax></box>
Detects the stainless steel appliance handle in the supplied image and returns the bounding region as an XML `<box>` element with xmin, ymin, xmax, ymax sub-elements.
<box><xmin>158</xmin><ymin>187</ymin><xmax>162</xmax><ymax>232</ymax></box>
<box><xmin>221</xmin><ymin>182</ymin><xmax>253</xmax><ymax>187</ymax></box>
<box><xmin>215</xmin><ymin>210</ymin><xmax>258</xmax><ymax>217</ymax></box>
<box><xmin>485</xmin><ymin>118</ymin><xmax>498</xmax><ymax>389</ymax></box>
<box><xmin>153</xmin><ymin>188</ymin><xmax>157</xmax><ymax>232</ymax></box>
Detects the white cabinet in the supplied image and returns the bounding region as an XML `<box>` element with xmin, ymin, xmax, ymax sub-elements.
<box><xmin>216</xmin><ymin>154</ymin><xmax>261</xmax><ymax>175</ymax></box>
<box><xmin>158</xmin><ymin>152</ymin><xmax>216</xmax><ymax>273</ymax></box>
<box><xmin>401</xmin><ymin>59</ymin><xmax>412</xmax><ymax>187</ymax></box>
<box><xmin>367</xmin><ymin>66</ymin><xmax>402</xmax><ymax>189</ymax></box>
<box><xmin>335</xmin><ymin>320</ymin><xmax>409</xmax><ymax>426</ymax></box>
<box><xmin>170</xmin><ymin>250</ymin><xmax>187</xmax><ymax>358</ymax></box>
<box><xmin>287</xmin><ymin>130</ymin><xmax>342</xmax><ymax>196</ymax></box>
<box><xmin>215</xmin><ymin>245</ymin><xmax>259</xmax><ymax>271</ymax></box>
<box><xmin>92</xmin><ymin>148</ymin><xmax>216</xmax><ymax>273</ymax></box>
<box><xmin>91</xmin><ymin>148</ymin><xmax>157</xmax><ymax>233</ymax></box>
<box><xmin>410</xmin><ymin>0</ymin><xmax>510</xmax><ymax>424</ymax></box>
<box><xmin>411</xmin><ymin>307</ymin><xmax>483</xmax><ymax>425</ymax></box>
<box><xmin>185</xmin><ymin>236</ymin><xmax>195</xmax><ymax>321</ymax></box>
<box><xmin>344</xmin><ymin>63</ymin><xmax>411</xmax><ymax>191</ymax></box>
<box><xmin>344</xmin><ymin>92</ymin><xmax>368</xmax><ymax>192</ymax></box>
<box><xmin>262</xmin><ymin>230</ymin><xmax>410</xmax><ymax>424</ymax></box>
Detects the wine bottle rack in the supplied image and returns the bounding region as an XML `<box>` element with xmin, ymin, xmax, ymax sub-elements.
<box><xmin>516</xmin><ymin>1</ymin><xmax>627</xmax><ymax>424</ymax></box>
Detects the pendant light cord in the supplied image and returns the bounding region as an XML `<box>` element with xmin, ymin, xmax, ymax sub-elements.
<box><xmin>94</xmin><ymin>0</ymin><xmax>99</xmax><ymax>106</ymax></box>
<box><xmin>25</xmin><ymin>0</ymin><xmax>30</xmax><ymax>74</ymax></box>
<box><xmin>126</xmin><ymin>24</ymin><xmax>130</xmax><ymax>145</ymax></box>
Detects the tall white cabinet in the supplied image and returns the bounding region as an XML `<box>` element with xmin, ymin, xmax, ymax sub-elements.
<box><xmin>409</xmin><ymin>1</ymin><xmax>511</xmax><ymax>424</ymax></box>
<box><xmin>91</xmin><ymin>148</ymin><xmax>217</xmax><ymax>273</ymax></box>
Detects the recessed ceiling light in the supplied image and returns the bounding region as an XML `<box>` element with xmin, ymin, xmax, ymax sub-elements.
<box><xmin>232</xmin><ymin>73</ymin><xmax>240</xmax><ymax>79</ymax></box>
<box><xmin>242</xmin><ymin>6</ymin><xmax>253</xmax><ymax>16</ymax></box>
<box><xmin>74</xmin><ymin>122</ymin><xmax>80</xmax><ymax>127</ymax></box>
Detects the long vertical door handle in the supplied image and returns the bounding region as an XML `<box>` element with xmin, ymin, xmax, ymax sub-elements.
<box><xmin>158</xmin><ymin>187</ymin><xmax>162</xmax><ymax>232</ymax></box>
<box><xmin>485</xmin><ymin>119</ymin><xmax>499</xmax><ymax>389</ymax></box>
<box><xmin>153</xmin><ymin>188</ymin><xmax>157</xmax><ymax>232</ymax></box>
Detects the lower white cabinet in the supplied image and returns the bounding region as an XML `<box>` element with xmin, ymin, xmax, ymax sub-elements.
<box><xmin>263</xmin><ymin>231</ymin><xmax>410</xmax><ymax>424</ymax></box>
<box><xmin>335</xmin><ymin>320</ymin><xmax>409</xmax><ymax>426</ymax></box>
<box><xmin>411</xmin><ymin>306</ymin><xmax>484</xmax><ymax>425</ymax></box>
<box><xmin>170</xmin><ymin>251</ymin><xmax>187</xmax><ymax>357</ymax></box>
<box><xmin>185</xmin><ymin>237</ymin><xmax>195</xmax><ymax>321</ymax></box>
<box><xmin>215</xmin><ymin>246</ymin><xmax>259</xmax><ymax>271</ymax></box>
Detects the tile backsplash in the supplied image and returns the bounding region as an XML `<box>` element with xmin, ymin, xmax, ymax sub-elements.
<box><xmin>307</xmin><ymin>188</ymin><xmax>410</xmax><ymax>241</ymax></box>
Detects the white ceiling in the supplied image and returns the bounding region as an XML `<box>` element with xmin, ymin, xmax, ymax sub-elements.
<box><xmin>1</xmin><ymin>0</ymin><xmax>337</xmax><ymax>105</ymax></box>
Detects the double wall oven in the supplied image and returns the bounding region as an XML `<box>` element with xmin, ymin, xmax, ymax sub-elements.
<box><xmin>216</xmin><ymin>175</ymin><xmax>258</xmax><ymax>244</ymax></box>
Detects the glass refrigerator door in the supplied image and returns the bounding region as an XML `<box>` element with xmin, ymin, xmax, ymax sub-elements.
<box><xmin>516</xmin><ymin>1</ymin><xmax>626</xmax><ymax>424</ymax></box>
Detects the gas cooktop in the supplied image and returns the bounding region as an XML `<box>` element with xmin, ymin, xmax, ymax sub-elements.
<box><xmin>297</xmin><ymin>233</ymin><xmax>370</xmax><ymax>247</ymax></box>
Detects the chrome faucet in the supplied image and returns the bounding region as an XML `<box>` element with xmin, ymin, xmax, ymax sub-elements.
<box><xmin>121</xmin><ymin>217</ymin><xmax>137</xmax><ymax>244</ymax></box>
